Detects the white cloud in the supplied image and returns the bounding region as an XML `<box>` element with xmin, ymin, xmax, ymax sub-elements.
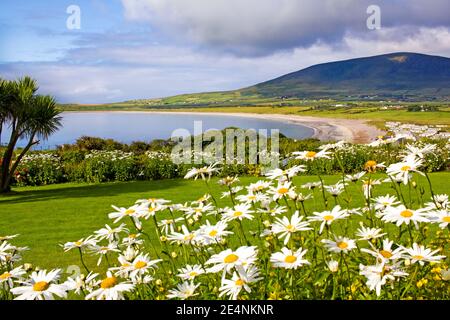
<box><xmin>121</xmin><ymin>0</ymin><xmax>450</xmax><ymax>55</ymax></box>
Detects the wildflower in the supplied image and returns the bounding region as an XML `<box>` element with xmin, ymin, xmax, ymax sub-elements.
<box><xmin>0</xmin><ymin>266</ymin><xmax>26</xmax><ymax>289</ymax></box>
<box><xmin>355</xmin><ymin>223</ymin><xmax>386</xmax><ymax>241</ymax></box>
<box><xmin>345</xmin><ymin>172</ymin><xmax>366</xmax><ymax>183</ymax></box>
<box><xmin>271</xmin><ymin>211</ymin><xmax>312</xmax><ymax>245</ymax></box>
<box><xmin>94</xmin><ymin>224</ymin><xmax>128</xmax><ymax>241</ymax></box>
<box><xmin>167</xmin><ymin>281</ymin><xmax>200</xmax><ymax>300</ymax></box>
<box><xmin>246</xmin><ymin>180</ymin><xmax>272</xmax><ymax>193</ymax></box>
<box><xmin>402</xmin><ymin>143</ymin><xmax>436</xmax><ymax>160</ymax></box>
<box><xmin>108</xmin><ymin>205</ymin><xmax>141</xmax><ymax>223</ymax></box>
<box><xmin>135</xmin><ymin>197</ymin><xmax>170</xmax><ymax>206</ymax></box>
<box><xmin>428</xmin><ymin>209</ymin><xmax>450</xmax><ymax>229</ymax></box>
<box><xmin>127</xmin><ymin>253</ymin><xmax>162</xmax><ymax>279</ymax></box>
<box><xmin>362</xmin><ymin>179</ymin><xmax>382</xmax><ymax>198</ymax></box>
<box><xmin>219</xmin><ymin>266</ymin><xmax>262</xmax><ymax>300</ymax></box>
<box><xmin>373</xmin><ymin>195</ymin><xmax>400</xmax><ymax>211</ymax></box>
<box><xmin>86</xmin><ymin>271</ymin><xmax>134</xmax><ymax>300</ymax></box>
<box><xmin>177</xmin><ymin>265</ymin><xmax>205</xmax><ymax>280</ymax></box>
<box><xmin>402</xmin><ymin>243</ymin><xmax>446</xmax><ymax>266</ymax></box>
<box><xmin>206</xmin><ymin>246</ymin><xmax>258</xmax><ymax>275</ymax></box>
<box><xmin>90</xmin><ymin>242</ymin><xmax>121</xmax><ymax>266</ymax></box>
<box><xmin>63</xmin><ymin>236</ymin><xmax>97</xmax><ymax>252</ymax></box>
<box><xmin>322</xmin><ymin>236</ymin><xmax>357</xmax><ymax>253</ymax></box>
<box><xmin>222</xmin><ymin>204</ymin><xmax>254</xmax><ymax>222</ymax></box>
<box><xmin>11</xmin><ymin>269</ymin><xmax>67</xmax><ymax>300</ymax></box>
<box><xmin>270</xmin><ymin>247</ymin><xmax>310</xmax><ymax>269</ymax></box>
<box><xmin>218</xmin><ymin>176</ymin><xmax>239</xmax><ymax>186</ymax></box>
<box><xmin>359</xmin><ymin>262</ymin><xmax>408</xmax><ymax>296</ymax></box>
<box><xmin>184</xmin><ymin>163</ymin><xmax>220</xmax><ymax>180</ymax></box>
<box><xmin>361</xmin><ymin>239</ymin><xmax>404</xmax><ymax>263</ymax></box>
<box><xmin>196</xmin><ymin>220</ymin><xmax>233</xmax><ymax>245</ymax></box>
<box><xmin>326</xmin><ymin>260</ymin><xmax>339</xmax><ymax>273</ymax></box>
<box><xmin>324</xmin><ymin>182</ymin><xmax>346</xmax><ymax>197</ymax></box>
<box><xmin>301</xmin><ymin>181</ymin><xmax>322</xmax><ymax>190</ymax></box>
<box><xmin>167</xmin><ymin>225</ymin><xmax>197</xmax><ymax>245</ymax></box>
<box><xmin>64</xmin><ymin>272</ymin><xmax>98</xmax><ymax>295</ymax></box>
<box><xmin>381</xmin><ymin>205</ymin><xmax>428</xmax><ymax>228</ymax></box>
<box><xmin>293</xmin><ymin>150</ymin><xmax>331</xmax><ymax>161</ymax></box>
<box><xmin>265</xmin><ymin>165</ymin><xmax>305</xmax><ymax>180</ymax></box>
<box><xmin>309</xmin><ymin>205</ymin><xmax>350</xmax><ymax>234</ymax></box>
<box><xmin>386</xmin><ymin>157</ymin><xmax>424</xmax><ymax>185</ymax></box>
<box><xmin>364</xmin><ymin>160</ymin><xmax>385</xmax><ymax>173</ymax></box>
<box><xmin>184</xmin><ymin>202</ymin><xmax>215</xmax><ymax>219</ymax></box>
<box><xmin>269</xmin><ymin>181</ymin><xmax>295</xmax><ymax>201</ymax></box>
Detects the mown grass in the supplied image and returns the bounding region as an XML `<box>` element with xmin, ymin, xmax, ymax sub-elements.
<box><xmin>0</xmin><ymin>172</ymin><xmax>448</xmax><ymax>271</ymax></box>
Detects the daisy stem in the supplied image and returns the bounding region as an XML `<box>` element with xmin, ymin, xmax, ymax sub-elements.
<box><xmin>78</xmin><ymin>247</ymin><xmax>90</xmax><ymax>274</ymax></box>
<box><xmin>423</xmin><ymin>172</ymin><xmax>438</xmax><ymax>208</ymax></box>
<box><xmin>204</xmin><ymin>179</ymin><xmax>219</xmax><ymax>208</ymax></box>
<box><xmin>318</xmin><ymin>175</ymin><xmax>328</xmax><ymax>209</ymax></box>
<box><xmin>401</xmin><ymin>264</ymin><xmax>419</xmax><ymax>299</ymax></box>
<box><xmin>237</xmin><ymin>220</ymin><xmax>251</xmax><ymax>246</ymax></box>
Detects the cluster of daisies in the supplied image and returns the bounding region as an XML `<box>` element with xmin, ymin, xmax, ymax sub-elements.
<box><xmin>1</xmin><ymin>140</ymin><xmax>449</xmax><ymax>300</ymax></box>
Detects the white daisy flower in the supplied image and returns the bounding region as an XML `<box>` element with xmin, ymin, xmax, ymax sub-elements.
<box><xmin>219</xmin><ymin>265</ymin><xmax>262</xmax><ymax>300</ymax></box>
<box><xmin>322</xmin><ymin>236</ymin><xmax>357</xmax><ymax>253</ymax></box>
<box><xmin>355</xmin><ymin>223</ymin><xmax>386</xmax><ymax>241</ymax></box>
<box><xmin>270</xmin><ymin>247</ymin><xmax>310</xmax><ymax>269</ymax></box>
<box><xmin>206</xmin><ymin>246</ymin><xmax>258</xmax><ymax>275</ymax></box>
<box><xmin>222</xmin><ymin>204</ymin><xmax>254</xmax><ymax>222</ymax></box>
<box><xmin>308</xmin><ymin>205</ymin><xmax>350</xmax><ymax>234</ymax></box>
<box><xmin>402</xmin><ymin>243</ymin><xmax>446</xmax><ymax>266</ymax></box>
<box><xmin>177</xmin><ymin>265</ymin><xmax>205</xmax><ymax>280</ymax></box>
<box><xmin>11</xmin><ymin>269</ymin><xmax>67</xmax><ymax>300</ymax></box>
<box><xmin>167</xmin><ymin>281</ymin><xmax>200</xmax><ymax>300</ymax></box>
<box><xmin>271</xmin><ymin>211</ymin><xmax>312</xmax><ymax>245</ymax></box>
<box><xmin>86</xmin><ymin>271</ymin><xmax>134</xmax><ymax>300</ymax></box>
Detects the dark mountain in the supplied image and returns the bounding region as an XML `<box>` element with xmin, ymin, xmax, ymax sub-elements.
<box><xmin>242</xmin><ymin>52</ymin><xmax>450</xmax><ymax>100</ymax></box>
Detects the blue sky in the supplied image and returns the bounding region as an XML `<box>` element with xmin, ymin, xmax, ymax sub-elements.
<box><xmin>1</xmin><ymin>0</ymin><xmax>449</xmax><ymax>103</ymax></box>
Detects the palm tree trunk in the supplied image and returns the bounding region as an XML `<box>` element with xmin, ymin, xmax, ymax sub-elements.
<box><xmin>0</xmin><ymin>131</ymin><xmax>20</xmax><ymax>193</ymax></box>
<box><xmin>1</xmin><ymin>133</ymin><xmax>38</xmax><ymax>193</ymax></box>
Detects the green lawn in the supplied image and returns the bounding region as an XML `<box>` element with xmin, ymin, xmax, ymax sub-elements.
<box><xmin>0</xmin><ymin>173</ymin><xmax>448</xmax><ymax>271</ymax></box>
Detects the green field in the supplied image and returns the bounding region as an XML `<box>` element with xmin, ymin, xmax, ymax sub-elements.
<box><xmin>1</xmin><ymin>173</ymin><xmax>448</xmax><ymax>271</ymax></box>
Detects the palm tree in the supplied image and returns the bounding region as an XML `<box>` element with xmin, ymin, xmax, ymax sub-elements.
<box><xmin>0</xmin><ymin>77</ymin><xmax>62</xmax><ymax>193</ymax></box>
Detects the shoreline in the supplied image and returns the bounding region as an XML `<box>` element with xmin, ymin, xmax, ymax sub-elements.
<box><xmin>62</xmin><ymin>110</ymin><xmax>385</xmax><ymax>143</ymax></box>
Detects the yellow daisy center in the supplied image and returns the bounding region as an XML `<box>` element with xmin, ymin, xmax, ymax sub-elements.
<box><xmin>286</xmin><ymin>224</ymin><xmax>295</xmax><ymax>232</ymax></box>
<box><xmin>380</xmin><ymin>250</ymin><xmax>393</xmax><ymax>259</ymax></box>
<box><xmin>413</xmin><ymin>255</ymin><xmax>424</xmax><ymax>260</ymax></box>
<box><xmin>0</xmin><ymin>272</ymin><xmax>11</xmax><ymax>280</ymax></box>
<box><xmin>224</xmin><ymin>254</ymin><xmax>239</xmax><ymax>263</ymax></box>
<box><xmin>189</xmin><ymin>271</ymin><xmax>198</xmax><ymax>277</ymax></box>
<box><xmin>33</xmin><ymin>281</ymin><xmax>50</xmax><ymax>292</ymax></box>
<box><xmin>442</xmin><ymin>216</ymin><xmax>450</xmax><ymax>223</ymax></box>
<box><xmin>100</xmin><ymin>276</ymin><xmax>117</xmax><ymax>289</ymax></box>
<box><xmin>75</xmin><ymin>241</ymin><xmax>83</xmax><ymax>246</ymax></box>
<box><xmin>134</xmin><ymin>261</ymin><xmax>147</xmax><ymax>269</ymax></box>
<box><xmin>337</xmin><ymin>241</ymin><xmax>348</xmax><ymax>249</ymax></box>
<box><xmin>400</xmin><ymin>210</ymin><xmax>413</xmax><ymax>218</ymax></box>
<box><xmin>209</xmin><ymin>230</ymin><xmax>218</xmax><ymax>237</ymax></box>
<box><xmin>306</xmin><ymin>151</ymin><xmax>317</xmax><ymax>158</ymax></box>
<box><xmin>235</xmin><ymin>279</ymin><xmax>245</xmax><ymax>286</ymax></box>
<box><xmin>284</xmin><ymin>255</ymin><xmax>297</xmax><ymax>263</ymax></box>
<box><xmin>128</xmin><ymin>234</ymin><xmax>137</xmax><ymax>239</ymax></box>
<box><xmin>278</xmin><ymin>188</ymin><xmax>289</xmax><ymax>194</ymax></box>
<box><xmin>323</xmin><ymin>215</ymin><xmax>334</xmax><ymax>221</ymax></box>
<box><xmin>233</xmin><ymin>211</ymin><xmax>243</xmax><ymax>217</ymax></box>
<box><xmin>124</xmin><ymin>209</ymin><xmax>135</xmax><ymax>215</ymax></box>
<box><xmin>184</xmin><ymin>234</ymin><xmax>194</xmax><ymax>241</ymax></box>
<box><xmin>401</xmin><ymin>165</ymin><xmax>411</xmax><ymax>171</ymax></box>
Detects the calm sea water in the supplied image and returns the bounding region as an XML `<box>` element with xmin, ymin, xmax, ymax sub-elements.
<box><xmin>1</xmin><ymin>112</ymin><xmax>314</xmax><ymax>149</ymax></box>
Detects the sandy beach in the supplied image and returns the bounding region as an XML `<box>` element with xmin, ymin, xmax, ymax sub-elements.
<box><xmin>145</xmin><ymin>111</ymin><xmax>385</xmax><ymax>143</ymax></box>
